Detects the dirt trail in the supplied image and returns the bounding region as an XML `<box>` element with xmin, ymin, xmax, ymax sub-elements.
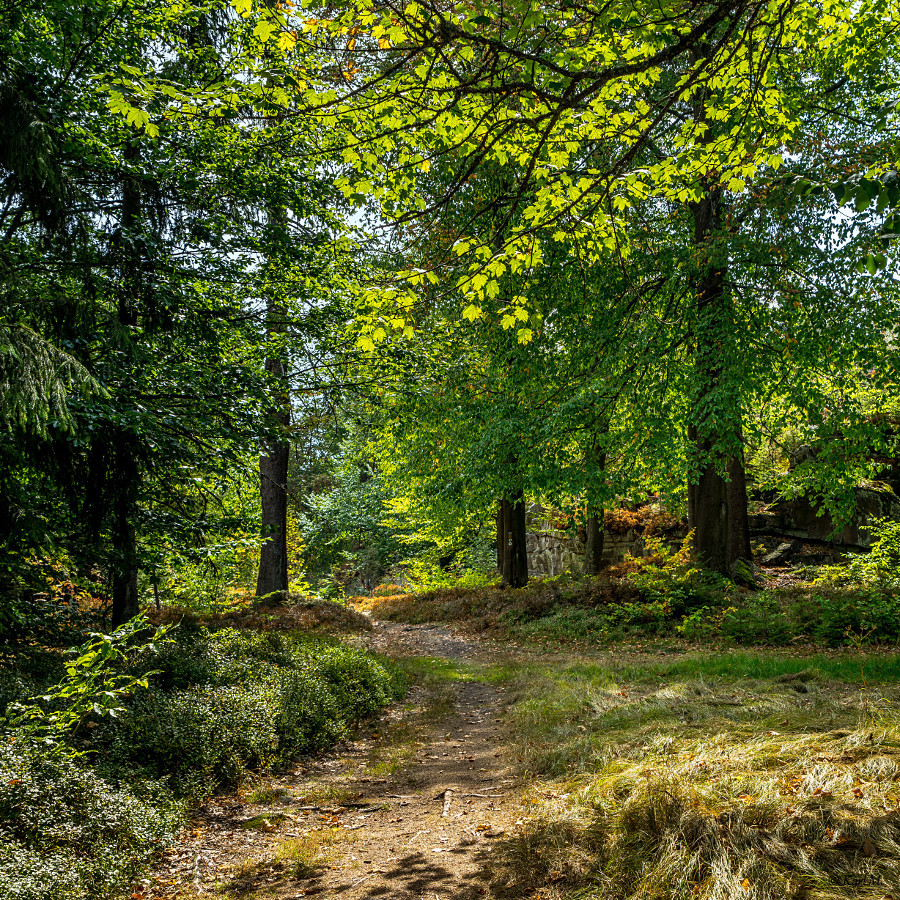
<box><xmin>146</xmin><ymin>621</ymin><xmax>523</xmax><ymax>900</ymax></box>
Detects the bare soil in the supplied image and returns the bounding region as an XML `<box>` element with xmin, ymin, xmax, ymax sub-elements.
<box><xmin>144</xmin><ymin>621</ymin><xmax>525</xmax><ymax>900</ymax></box>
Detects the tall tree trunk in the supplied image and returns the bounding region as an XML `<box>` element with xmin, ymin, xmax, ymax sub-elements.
<box><xmin>688</xmin><ymin>116</ymin><xmax>751</xmax><ymax>577</ymax></box>
<box><xmin>110</xmin><ymin>141</ymin><xmax>142</xmax><ymax>625</ymax></box>
<box><xmin>687</xmin><ymin>429</ymin><xmax>729</xmax><ymax>575</ymax></box>
<box><xmin>726</xmin><ymin>452</ymin><xmax>752</xmax><ymax>564</ymax></box>
<box><xmin>256</xmin><ymin>207</ymin><xmax>290</xmax><ymax>599</ymax></box>
<box><xmin>584</xmin><ymin>512</ymin><xmax>605</xmax><ymax>575</ymax></box>
<box><xmin>111</xmin><ymin>494</ymin><xmax>139</xmax><ymax>625</ymax></box>
<box><xmin>583</xmin><ymin>443</ymin><xmax>608</xmax><ymax>575</ymax></box>
<box><xmin>511</xmin><ymin>493</ymin><xmax>528</xmax><ymax>587</ymax></box>
<box><xmin>495</xmin><ymin>504</ymin><xmax>505</xmax><ymax>574</ymax></box>
<box><xmin>499</xmin><ymin>492</ymin><xmax>528</xmax><ymax>588</ymax></box>
<box><xmin>256</xmin><ymin>438</ymin><xmax>289</xmax><ymax>597</ymax></box>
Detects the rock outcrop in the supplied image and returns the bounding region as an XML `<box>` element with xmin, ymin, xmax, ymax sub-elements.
<box><xmin>749</xmin><ymin>487</ymin><xmax>900</xmax><ymax>550</ymax></box>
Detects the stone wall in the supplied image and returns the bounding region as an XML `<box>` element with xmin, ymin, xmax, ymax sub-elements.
<box><xmin>526</xmin><ymin>528</ymin><xmax>651</xmax><ymax>577</ymax></box>
<box><xmin>749</xmin><ymin>487</ymin><xmax>900</xmax><ymax>550</ymax></box>
<box><xmin>526</xmin><ymin>486</ymin><xmax>900</xmax><ymax>576</ymax></box>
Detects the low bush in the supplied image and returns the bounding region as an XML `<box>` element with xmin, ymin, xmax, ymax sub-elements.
<box><xmin>104</xmin><ymin>627</ymin><xmax>405</xmax><ymax>799</ymax></box>
<box><xmin>676</xmin><ymin>586</ymin><xmax>900</xmax><ymax>647</ymax></box>
<box><xmin>0</xmin><ymin>612</ymin><xmax>403</xmax><ymax>899</ymax></box>
<box><xmin>0</xmin><ymin>741</ymin><xmax>181</xmax><ymax>900</ymax></box>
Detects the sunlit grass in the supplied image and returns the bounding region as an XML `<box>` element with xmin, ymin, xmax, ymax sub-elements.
<box><xmin>496</xmin><ymin>656</ymin><xmax>900</xmax><ymax>899</ymax></box>
<box><xmin>273</xmin><ymin>827</ymin><xmax>344</xmax><ymax>879</ymax></box>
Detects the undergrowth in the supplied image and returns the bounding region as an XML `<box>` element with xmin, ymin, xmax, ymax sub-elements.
<box><xmin>102</xmin><ymin>626</ymin><xmax>405</xmax><ymax>800</ymax></box>
<box><xmin>0</xmin><ymin>608</ymin><xmax>399</xmax><ymax>900</ymax></box>
<box><xmin>364</xmin><ymin>569</ymin><xmax>900</xmax><ymax>649</ymax></box>
<box><xmin>365</xmin><ymin>525</ymin><xmax>900</xmax><ymax>649</ymax></box>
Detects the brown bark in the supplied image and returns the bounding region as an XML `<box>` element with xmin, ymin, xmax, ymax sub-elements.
<box><xmin>256</xmin><ymin>206</ymin><xmax>290</xmax><ymax>599</ymax></box>
<box><xmin>688</xmin><ymin>133</ymin><xmax>750</xmax><ymax>576</ymax></box>
<box><xmin>583</xmin><ymin>511</ymin><xmax>605</xmax><ymax>575</ymax></box>
<box><xmin>256</xmin><ymin>437</ymin><xmax>289</xmax><ymax>597</ymax></box>
<box><xmin>687</xmin><ymin>431</ymin><xmax>729</xmax><ymax>575</ymax></box>
<box><xmin>726</xmin><ymin>453</ymin><xmax>752</xmax><ymax>564</ymax></box>
<box><xmin>110</xmin><ymin>142</ymin><xmax>141</xmax><ymax>625</ymax></box>
<box><xmin>583</xmin><ymin>442</ymin><xmax>608</xmax><ymax>575</ymax></box>
<box><xmin>111</xmin><ymin>496</ymin><xmax>139</xmax><ymax>626</ymax></box>
<box><xmin>495</xmin><ymin>505</ymin><xmax>505</xmax><ymax>573</ymax></box>
<box><xmin>499</xmin><ymin>493</ymin><xmax>528</xmax><ymax>588</ymax></box>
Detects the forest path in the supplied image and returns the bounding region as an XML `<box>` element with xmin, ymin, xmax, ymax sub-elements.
<box><xmin>146</xmin><ymin>621</ymin><xmax>526</xmax><ymax>900</ymax></box>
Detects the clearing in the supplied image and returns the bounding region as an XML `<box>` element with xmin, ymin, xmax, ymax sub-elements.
<box><xmin>145</xmin><ymin>616</ymin><xmax>900</xmax><ymax>900</ymax></box>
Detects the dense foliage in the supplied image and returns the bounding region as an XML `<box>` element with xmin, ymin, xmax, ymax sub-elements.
<box><xmin>0</xmin><ymin>617</ymin><xmax>401</xmax><ymax>900</ymax></box>
<box><xmin>2</xmin><ymin>0</ymin><xmax>900</xmax><ymax>894</ymax></box>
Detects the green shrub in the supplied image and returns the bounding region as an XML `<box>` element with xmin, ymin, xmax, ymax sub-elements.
<box><xmin>677</xmin><ymin>605</ymin><xmax>729</xmax><ymax>641</ymax></box>
<box><xmin>0</xmin><ymin>741</ymin><xmax>180</xmax><ymax>900</ymax></box>
<box><xmin>678</xmin><ymin>587</ymin><xmax>900</xmax><ymax>648</ymax></box>
<box><xmin>104</xmin><ymin>628</ymin><xmax>405</xmax><ymax>799</ymax></box>
<box><xmin>787</xmin><ymin>587</ymin><xmax>900</xmax><ymax>646</ymax></box>
<box><xmin>111</xmin><ymin>683</ymin><xmax>282</xmax><ymax>797</ymax></box>
<box><xmin>720</xmin><ymin>594</ymin><xmax>793</xmax><ymax>645</ymax></box>
<box><xmin>628</xmin><ymin>535</ymin><xmax>733</xmax><ymax>617</ymax></box>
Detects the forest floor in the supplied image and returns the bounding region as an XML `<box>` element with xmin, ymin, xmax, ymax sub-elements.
<box><xmin>144</xmin><ymin>613</ymin><xmax>900</xmax><ymax>900</ymax></box>
<box><xmin>145</xmin><ymin>620</ymin><xmax>528</xmax><ymax>900</ymax></box>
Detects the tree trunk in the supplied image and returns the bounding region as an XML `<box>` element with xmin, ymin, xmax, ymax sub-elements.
<box><xmin>500</xmin><ymin>498</ymin><xmax>513</xmax><ymax>585</ymax></box>
<box><xmin>109</xmin><ymin>142</ymin><xmax>142</xmax><ymax>626</ymax></box>
<box><xmin>584</xmin><ymin>511</ymin><xmax>605</xmax><ymax>575</ymax></box>
<box><xmin>256</xmin><ymin>438</ymin><xmax>289</xmax><ymax>597</ymax></box>
<box><xmin>111</xmin><ymin>495</ymin><xmax>139</xmax><ymax>626</ymax></box>
<box><xmin>687</xmin><ymin>429</ymin><xmax>729</xmax><ymax>575</ymax></box>
<box><xmin>689</xmin><ymin>171</ymin><xmax>750</xmax><ymax>577</ymax></box>
<box><xmin>583</xmin><ymin>443</ymin><xmax>608</xmax><ymax>575</ymax></box>
<box><xmin>256</xmin><ymin>206</ymin><xmax>291</xmax><ymax>599</ymax></box>
<box><xmin>726</xmin><ymin>452</ymin><xmax>752</xmax><ymax>564</ymax></box>
<box><xmin>499</xmin><ymin>492</ymin><xmax>528</xmax><ymax>588</ymax></box>
<box><xmin>511</xmin><ymin>494</ymin><xmax>528</xmax><ymax>587</ymax></box>
<box><xmin>496</xmin><ymin>505</ymin><xmax>505</xmax><ymax>574</ymax></box>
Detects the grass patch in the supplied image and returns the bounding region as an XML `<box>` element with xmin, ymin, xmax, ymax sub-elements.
<box><xmin>495</xmin><ymin>654</ymin><xmax>900</xmax><ymax>899</ymax></box>
<box><xmin>643</xmin><ymin>652</ymin><xmax>900</xmax><ymax>684</ymax></box>
<box><xmin>293</xmin><ymin>782</ymin><xmax>359</xmax><ymax>807</ymax></box>
<box><xmin>273</xmin><ymin>828</ymin><xmax>344</xmax><ymax>878</ymax></box>
<box><xmin>240</xmin><ymin>812</ymin><xmax>289</xmax><ymax>830</ymax></box>
<box><xmin>245</xmin><ymin>780</ymin><xmax>290</xmax><ymax>805</ymax></box>
<box><xmin>394</xmin><ymin>654</ymin><xmax>479</xmax><ymax>684</ymax></box>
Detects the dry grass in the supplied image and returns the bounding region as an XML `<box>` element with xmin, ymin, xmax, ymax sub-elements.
<box><xmin>150</xmin><ymin>596</ymin><xmax>373</xmax><ymax>633</ymax></box>
<box><xmin>291</xmin><ymin>781</ymin><xmax>359</xmax><ymax>806</ymax></box>
<box><xmin>245</xmin><ymin>780</ymin><xmax>289</xmax><ymax>805</ymax></box>
<box><xmin>352</xmin><ymin>575</ymin><xmax>643</xmax><ymax>633</ymax></box>
<box><xmin>494</xmin><ymin>664</ymin><xmax>900</xmax><ymax>899</ymax></box>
